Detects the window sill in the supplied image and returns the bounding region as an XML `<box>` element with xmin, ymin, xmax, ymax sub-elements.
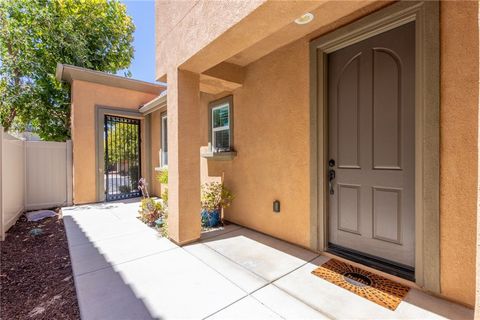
<box><xmin>200</xmin><ymin>151</ymin><xmax>237</xmax><ymax>161</ymax></box>
<box><xmin>154</xmin><ymin>166</ymin><xmax>167</xmax><ymax>171</ymax></box>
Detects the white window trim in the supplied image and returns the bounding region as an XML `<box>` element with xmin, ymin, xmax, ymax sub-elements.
<box><xmin>211</xmin><ymin>103</ymin><xmax>231</xmax><ymax>150</ymax></box>
<box><xmin>161</xmin><ymin>112</ymin><xmax>168</xmax><ymax>167</ymax></box>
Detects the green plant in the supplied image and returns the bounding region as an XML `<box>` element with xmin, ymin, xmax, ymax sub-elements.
<box><xmin>138</xmin><ymin>197</ymin><xmax>163</xmax><ymax>226</ymax></box>
<box><xmin>119</xmin><ymin>185</ymin><xmax>131</xmax><ymax>194</ymax></box>
<box><xmin>156</xmin><ymin>168</ymin><xmax>168</xmax><ymax>206</ymax></box>
<box><xmin>129</xmin><ymin>165</ymin><xmax>139</xmax><ymax>190</ymax></box>
<box><xmin>201</xmin><ymin>182</ymin><xmax>234</xmax><ymax>212</ymax></box>
<box><xmin>157</xmin><ymin>212</ymin><xmax>168</xmax><ymax>237</ymax></box>
<box><xmin>105</xmin><ymin>123</ymin><xmax>139</xmax><ymax>164</ymax></box>
<box><xmin>161</xmin><ymin>189</ymin><xmax>168</xmax><ymax>204</ymax></box>
<box><xmin>0</xmin><ymin>0</ymin><xmax>135</xmax><ymax>140</ymax></box>
<box><xmin>156</xmin><ymin>168</ymin><xmax>168</xmax><ymax>184</ymax></box>
<box><xmin>138</xmin><ymin>178</ymin><xmax>168</xmax><ymax>236</ymax></box>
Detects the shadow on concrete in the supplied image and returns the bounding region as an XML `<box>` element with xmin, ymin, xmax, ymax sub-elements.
<box><xmin>63</xmin><ymin>215</ymin><xmax>160</xmax><ymax>320</ymax></box>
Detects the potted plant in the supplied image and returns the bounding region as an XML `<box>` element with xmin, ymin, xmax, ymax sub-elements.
<box><xmin>200</xmin><ymin>182</ymin><xmax>234</xmax><ymax>228</ymax></box>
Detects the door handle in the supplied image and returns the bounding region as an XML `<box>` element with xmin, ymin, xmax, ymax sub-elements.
<box><xmin>328</xmin><ymin>158</ymin><xmax>336</xmax><ymax>195</ymax></box>
<box><xmin>329</xmin><ymin>169</ymin><xmax>336</xmax><ymax>195</ymax></box>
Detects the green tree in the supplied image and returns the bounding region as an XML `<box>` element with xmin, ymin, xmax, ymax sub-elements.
<box><xmin>0</xmin><ymin>0</ymin><xmax>135</xmax><ymax>141</ymax></box>
<box><xmin>105</xmin><ymin>121</ymin><xmax>139</xmax><ymax>165</ymax></box>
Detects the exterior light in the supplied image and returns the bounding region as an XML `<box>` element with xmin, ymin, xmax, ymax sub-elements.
<box><xmin>273</xmin><ymin>200</ymin><xmax>281</xmax><ymax>213</ymax></box>
<box><xmin>294</xmin><ymin>12</ymin><xmax>314</xmax><ymax>25</ymax></box>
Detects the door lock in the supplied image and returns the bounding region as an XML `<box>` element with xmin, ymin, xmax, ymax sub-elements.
<box><xmin>329</xmin><ymin>159</ymin><xmax>335</xmax><ymax>167</ymax></box>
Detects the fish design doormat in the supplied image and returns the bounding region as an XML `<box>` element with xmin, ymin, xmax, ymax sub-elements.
<box><xmin>311</xmin><ymin>259</ymin><xmax>410</xmax><ymax>310</ymax></box>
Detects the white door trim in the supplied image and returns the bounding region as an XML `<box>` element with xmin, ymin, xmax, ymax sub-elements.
<box><xmin>309</xmin><ymin>1</ymin><xmax>440</xmax><ymax>292</ymax></box>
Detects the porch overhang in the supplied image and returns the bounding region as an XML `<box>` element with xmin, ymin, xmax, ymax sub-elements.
<box><xmin>157</xmin><ymin>0</ymin><xmax>392</xmax><ymax>82</ymax></box>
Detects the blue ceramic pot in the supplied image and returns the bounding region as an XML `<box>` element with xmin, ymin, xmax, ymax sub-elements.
<box><xmin>201</xmin><ymin>209</ymin><xmax>220</xmax><ymax>228</ymax></box>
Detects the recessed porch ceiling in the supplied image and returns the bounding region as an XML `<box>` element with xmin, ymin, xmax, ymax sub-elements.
<box><xmin>225</xmin><ymin>0</ymin><xmax>393</xmax><ymax>67</ymax></box>
<box><xmin>197</xmin><ymin>0</ymin><xmax>392</xmax><ymax>94</ymax></box>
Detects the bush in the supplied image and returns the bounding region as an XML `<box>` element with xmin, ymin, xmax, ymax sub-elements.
<box><xmin>161</xmin><ymin>189</ymin><xmax>168</xmax><ymax>204</ymax></box>
<box><xmin>201</xmin><ymin>182</ymin><xmax>234</xmax><ymax>212</ymax></box>
<box><xmin>138</xmin><ymin>198</ymin><xmax>163</xmax><ymax>226</ymax></box>
<box><xmin>156</xmin><ymin>168</ymin><xmax>168</xmax><ymax>184</ymax></box>
<box><xmin>119</xmin><ymin>185</ymin><xmax>131</xmax><ymax>193</ymax></box>
<box><xmin>157</xmin><ymin>212</ymin><xmax>168</xmax><ymax>237</ymax></box>
<box><xmin>129</xmin><ymin>165</ymin><xmax>139</xmax><ymax>189</ymax></box>
<box><xmin>157</xmin><ymin>168</ymin><xmax>168</xmax><ymax>206</ymax></box>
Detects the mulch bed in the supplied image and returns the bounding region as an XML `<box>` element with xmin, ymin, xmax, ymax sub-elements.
<box><xmin>1</xmin><ymin>212</ymin><xmax>80</xmax><ymax>319</ymax></box>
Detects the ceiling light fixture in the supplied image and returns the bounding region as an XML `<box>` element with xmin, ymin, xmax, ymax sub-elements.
<box><xmin>294</xmin><ymin>12</ymin><xmax>314</xmax><ymax>25</ymax></box>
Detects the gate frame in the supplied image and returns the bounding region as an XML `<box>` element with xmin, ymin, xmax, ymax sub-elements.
<box><xmin>104</xmin><ymin>114</ymin><xmax>142</xmax><ymax>201</ymax></box>
<box><xmin>95</xmin><ymin>105</ymin><xmax>150</xmax><ymax>202</ymax></box>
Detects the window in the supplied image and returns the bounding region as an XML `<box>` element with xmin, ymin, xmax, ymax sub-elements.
<box><xmin>209</xmin><ymin>96</ymin><xmax>233</xmax><ymax>153</ymax></box>
<box><xmin>161</xmin><ymin>112</ymin><xmax>168</xmax><ymax>166</ymax></box>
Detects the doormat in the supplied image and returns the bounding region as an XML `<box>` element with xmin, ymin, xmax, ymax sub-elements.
<box><xmin>311</xmin><ymin>259</ymin><xmax>410</xmax><ymax>310</ymax></box>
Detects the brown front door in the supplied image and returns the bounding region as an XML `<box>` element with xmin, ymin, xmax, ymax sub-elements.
<box><xmin>327</xmin><ymin>22</ymin><xmax>415</xmax><ymax>268</ymax></box>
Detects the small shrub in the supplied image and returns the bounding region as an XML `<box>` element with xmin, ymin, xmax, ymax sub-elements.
<box><xmin>156</xmin><ymin>169</ymin><xmax>169</xmax><ymax>207</ymax></box>
<box><xmin>156</xmin><ymin>168</ymin><xmax>168</xmax><ymax>184</ymax></box>
<box><xmin>119</xmin><ymin>185</ymin><xmax>131</xmax><ymax>193</ymax></box>
<box><xmin>161</xmin><ymin>189</ymin><xmax>168</xmax><ymax>204</ymax></box>
<box><xmin>138</xmin><ymin>197</ymin><xmax>163</xmax><ymax>226</ymax></box>
<box><xmin>138</xmin><ymin>177</ymin><xmax>168</xmax><ymax>236</ymax></box>
<box><xmin>138</xmin><ymin>177</ymin><xmax>149</xmax><ymax>198</ymax></box>
<box><xmin>156</xmin><ymin>212</ymin><xmax>168</xmax><ymax>237</ymax></box>
<box><xmin>129</xmin><ymin>165</ymin><xmax>139</xmax><ymax>189</ymax></box>
<box><xmin>201</xmin><ymin>182</ymin><xmax>234</xmax><ymax>212</ymax></box>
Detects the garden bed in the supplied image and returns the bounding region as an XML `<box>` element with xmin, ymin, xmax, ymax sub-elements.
<box><xmin>0</xmin><ymin>212</ymin><xmax>80</xmax><ymax>319</ymax></box>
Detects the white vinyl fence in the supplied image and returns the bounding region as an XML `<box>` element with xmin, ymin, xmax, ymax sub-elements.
<box><xmin>0</xmin><ymin>128</ymin><xmax>72</xmax><ymax>239</ymax></box>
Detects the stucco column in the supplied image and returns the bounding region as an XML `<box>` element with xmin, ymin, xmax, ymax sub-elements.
<box><xmin>166</xmin><ymin>68</ymin><xmax>201</xmax><ymax>245</ymax></box>
<box><xmin>440</xmin><ymin>1</ymin><xmax>479</xmax><ymax>308</ymax></box>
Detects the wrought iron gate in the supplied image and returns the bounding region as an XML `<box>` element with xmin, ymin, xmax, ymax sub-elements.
<box><xmin>104</xmin><ymin>115</ymin><xmax>141</xmax><ymax>201</ymax></box>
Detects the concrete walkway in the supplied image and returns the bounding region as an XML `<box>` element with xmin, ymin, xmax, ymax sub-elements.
<box><xmin>62</xmin><ymin>200</ymin><xmax>473</xmax><ymax>320</ymax></box>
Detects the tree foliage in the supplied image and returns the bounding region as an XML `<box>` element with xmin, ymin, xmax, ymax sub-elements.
<box><xmin>105</xmin><ymin>121</ymin><xmax>139</xmax><ymax>165</ymax></box>
<box><xmin>0</xmin><ymin>0</ymin><xmax>135</xmax><ymax>141</ymax></box>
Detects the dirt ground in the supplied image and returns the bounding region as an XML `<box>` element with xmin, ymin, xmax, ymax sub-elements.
<box><xmin>0</xmin><ymin>213</ymin><xmax>80</xmax><ymax>320</ymax></box>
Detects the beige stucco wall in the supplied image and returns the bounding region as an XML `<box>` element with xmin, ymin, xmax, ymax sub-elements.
<box><xmin>440</xmin><ymin>1</ymin><xmax>479</xmax><ymax>307</ymax></box>
<box><xmin>166</xmin><ymin>69</ymin><xmax>202</xmax><ymax>244</ymax></box>
<box><xmin>200</xmin><ymin>39</ymin><xmax>311</xmax><ymax>247</ymax></box>
<box><xmin>71</xmin><ymin>80</ymin><xmax>157</xmax><ymax>204</ymax></box>
<box><xmin>150</xmin><ymin>109</ymin><xmax>161</xmax><ymax>197</ymax></box>
<box><xmin>155</xmin><ymin>0</ymin><xmax>265</xmax><ymax>79</ymax></box>
<box><xmin>197</xmin><ymin>2</ymin><xmax>479</xmax><ymax>307</ymax></box>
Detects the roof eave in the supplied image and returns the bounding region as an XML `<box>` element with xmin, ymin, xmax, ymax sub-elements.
<box><xmin>139</xmin><ymin>93</ymin><xmax>167</xmax><ymax>114</ymax></box>
<box><xmin>56</xmin><ymin>63</ymin><xmax>166</xmax><ymax>95</ymax></box>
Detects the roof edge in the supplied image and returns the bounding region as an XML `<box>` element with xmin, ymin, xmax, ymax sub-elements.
<box><xmin>56</xmin><ymin>63</ymin><xmax>166</xmax><ymax>95</ymax></box>
<box><xmin>139</xmin><ymin>93</ymin><xmax>167</xmax><ymax>114</ymax></box>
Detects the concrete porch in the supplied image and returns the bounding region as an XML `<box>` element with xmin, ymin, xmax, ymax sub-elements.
<box><xmin>62</xmin><ymin>200</ymin><xmax>472</xmax><ymax>319</ymax></box>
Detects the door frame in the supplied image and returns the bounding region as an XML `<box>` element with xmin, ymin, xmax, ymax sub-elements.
<box><xmin>309</xmin><ymin>1</ymin><xmax>440</xmax><ymax>292</ymax></box>
<box><xmin>95</xmin><ymin>105</ymin><xmax>150</xmax><ymax>202</ymax></box>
